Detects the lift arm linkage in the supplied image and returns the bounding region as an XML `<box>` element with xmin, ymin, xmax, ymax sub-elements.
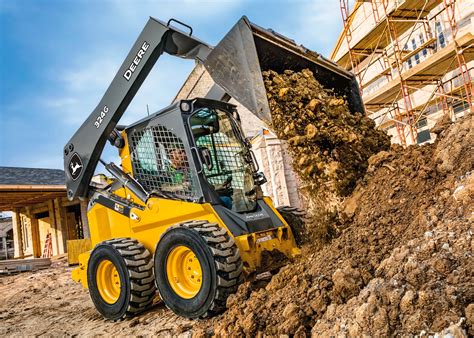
<box><xmin>63</xmin><ymin>17</ymin><xmax>211</xmax><ymax>200</ymax></box>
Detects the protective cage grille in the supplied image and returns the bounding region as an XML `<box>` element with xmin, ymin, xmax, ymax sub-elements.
<box><xmin>196</xmin><ymin>133</ymin><xmax>246</xmax><ymax>190</ymax></box>
<box><xmin>128</xmin><ymin>125</ymin><xmax>197</xmax><ymax>199</ymax></box>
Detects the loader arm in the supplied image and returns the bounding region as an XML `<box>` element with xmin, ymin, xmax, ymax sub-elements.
<box><xmin>63</xmin><ymin>17</ymin><xmax>211</xmax><ymax>200</ymax></box>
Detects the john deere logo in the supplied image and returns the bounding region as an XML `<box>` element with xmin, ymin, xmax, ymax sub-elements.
<box><xmin>68</xmin><ymin>153</ymin><xmax>83</xmax><ymax>181</ymax></box>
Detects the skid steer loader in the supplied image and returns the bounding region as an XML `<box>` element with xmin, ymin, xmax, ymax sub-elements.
<box><xmin>65</xmin><ymin>17</ymin><xmax>363</xmax><ymax>320</ymax></box>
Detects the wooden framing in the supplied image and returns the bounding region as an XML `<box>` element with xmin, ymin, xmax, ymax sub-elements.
<box><xmin>1</xmin><ymin>185</ymin><xmax>89</xmax><ymax>258</ymax></box>
<box><xmin>11</xmin><ymin>209</ymin><xmax>23</xmax><ymax>257</ymax></box>
<box><xmin>0</xmin><ymin>186</ymin><xmax>65</xmax><ymax>210</ymax></box>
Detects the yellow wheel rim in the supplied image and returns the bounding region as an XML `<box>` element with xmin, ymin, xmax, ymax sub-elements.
<box><xmin>96</xmin><ymin>259</ymin><xmax>121</xmax><ymax>304</ymax></box>
<box><xmin>166</xmin><ymin>245</ymin><xmax>203</xmax><ymax>299</ymax></box>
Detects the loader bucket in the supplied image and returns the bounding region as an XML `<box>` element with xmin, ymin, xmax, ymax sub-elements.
<box><xmin>203</xmin><ymin>16</ymin><xmax>364</xmax><ymax>125</ymax></box>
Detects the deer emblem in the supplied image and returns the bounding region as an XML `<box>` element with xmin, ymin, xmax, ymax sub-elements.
<box><xmin>70</xmin><ymin>161</ymin><xmax>83</xmax><ymax>175</ymax></box>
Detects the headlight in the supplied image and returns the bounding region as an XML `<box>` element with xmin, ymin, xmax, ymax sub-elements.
<box><xmin>180</xmin><ymin>101</ymin><xmax>191</xmax><ymax>112</ymax></box>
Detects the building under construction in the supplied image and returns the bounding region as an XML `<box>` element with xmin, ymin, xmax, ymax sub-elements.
<box><xmin>331</xmin><ymin>0</ymin><xmax>473</xmax><ymax>145</ymax></box>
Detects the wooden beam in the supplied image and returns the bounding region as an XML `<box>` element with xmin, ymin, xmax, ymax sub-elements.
<box><xmin>0</xmin><ymin>191</ymin><xmax>67</xmax><ymax>211</ymax></box>
<box><xmin>54</xmin><ymin>198</ymin><xmax>68</xmax><ymax>254</ymax></box>
<box><xmin>400</xmin><ymin>37</ymin><xmax>437</xmax><ymax>63</ymax></box>
<box><xmin>47</xmin><ymin>200</ymin><xmax>60</xmax><ymax>256</ymax></box>
<box><xmin>11</xmin><ymin>209</ymin><xmax>23</xmax><ymax>258</ymax></box>
<box><xmin>26</xmin><ymin>208</ymin><xmax>41</xmax><ymax>258</ymax></box>
<box><xmin>30</xmin><ymin>203</ymin><xmax>49</xmax><ymax>215</ymax></box>
<box><xmin>60</xmin><ymin>198</ymin><xmax>80</xmax><ymax>208</ymax></box>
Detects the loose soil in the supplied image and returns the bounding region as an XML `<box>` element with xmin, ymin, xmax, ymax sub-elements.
<box><xmin>263</xmin><ymin>69</ymin><xmax>390</xmax><ymax>198</ymax></box>
<box><xmin>262</xmin><ymin>69</ymin><xmax>391</xmax><ymax>242</ymax></box>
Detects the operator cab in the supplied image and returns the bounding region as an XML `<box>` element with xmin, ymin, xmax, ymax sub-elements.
<box><xmin>122</xmin><ymin>98</ymin><xmax>264</xmax><ymax>215</ymax></box>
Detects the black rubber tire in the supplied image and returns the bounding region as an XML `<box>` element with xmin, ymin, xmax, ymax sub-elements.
<box><xmin>87</xmin><ymin>238</ymin><xmax>156</xmax><ymax>320</ymax></box>
<box><xmin>277</xmin><ymin>206</ymin><xmax>307</xmax><ymax>246</ymax></box>
<box><xmin>154</xmin><ymin>220</ymin><xmax>243</xmax><ymax>319</ymax></box>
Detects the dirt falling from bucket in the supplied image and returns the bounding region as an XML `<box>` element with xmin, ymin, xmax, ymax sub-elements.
<box><xmin>263</xmin><ymin>68</ymin><xmax>390</xmax><ymax>241</ymax></box>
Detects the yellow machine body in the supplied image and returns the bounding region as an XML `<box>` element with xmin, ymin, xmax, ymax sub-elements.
<box><xmin>72</xmin><ymin>133</ymin><xmax>300</xmax><ymax>288</ymax></box>
<box><xmin>73</xmin><ymin>195</ymin><xmax>300</xmax><ymax>288</ymax></box>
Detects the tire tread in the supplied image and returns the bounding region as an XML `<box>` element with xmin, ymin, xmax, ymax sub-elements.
<box><xmin>277</xmin><ymin>206</ymin><xmax>307</xmax><ymax>246</ymax></box>
<box><xmin>96</xmin><ymin>238</ymin><xmax>156</xmax><ymax>319</ymax></box>
<box><xmin>163</xmin><ymin>220</ymin><xmax>243</xmax><ymax>318</ymax></box>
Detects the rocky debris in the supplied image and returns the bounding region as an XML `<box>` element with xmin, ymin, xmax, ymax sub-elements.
<box><xmin>200</xmin><ymin>113</ymin><xmax>473</xmax><ymax>336</ymax></box>
<box><xmin>431</xmin><ymin>112</ymin><xmax>453</xmax><ymax>135</ymax></box>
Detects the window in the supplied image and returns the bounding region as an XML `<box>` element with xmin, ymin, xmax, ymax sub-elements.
<box><xmin>191</xmin><ymin>108</ymin><xmax>257</xmax><ymax>213</ymax></box>
<box><xmin>412</xmin><ymin>39</ymin><xmax>420</xmax><ymax>64</ymax></box>
<box><xmin>134</xmin><ymin>129</ymin><xmax>159</xmax><ymax>173</ymax></box>
<box><xmin>436</xmin><ymin>21</ymin><xmax>446</xmax><ymax>48</ymax></box>
<box><xmin>417</xmin><ymin>129</ymin><xmax>431</xmax><ymax>144</ymax></box>
<box><xmin>417</xmin><ymin>118</ymin><xmax>428</xmax><ymax>128</ymax></box>
<box><xmin>453</xmin><ymin>101</ymin><xmax>469</xmax><ymax>116</ymax></box>
<box><xmin>129</xmin><ymin>125</ymin><xmax>197</xmax><ymax>200</ymax></box>
<box><xmin>419</xmin><ymin>34</ymin><xmax>428</xmax><ymax>57</ymax></box>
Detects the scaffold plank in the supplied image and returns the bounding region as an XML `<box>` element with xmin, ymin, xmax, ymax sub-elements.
<box><xmin>363</xmin><ymin>32</ymin><xmax>473</xmax><ymax>106</ymax></box>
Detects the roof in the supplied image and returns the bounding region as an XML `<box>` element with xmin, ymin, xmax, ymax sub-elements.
<box><xmin>0</xmin><ymin>167</ymin><xmax>67</xmax><ymax>211</ymax></box>
<box><xmin>0</xmin><ymin>167</ymin><xmax>66</xmax><ymax>186</ymax></box>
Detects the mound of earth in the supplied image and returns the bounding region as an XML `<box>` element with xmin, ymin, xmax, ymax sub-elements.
<box><xmin>198</xmin><ymin>113</ymin><xmax>473</xmax><ymax>336</ymax></box>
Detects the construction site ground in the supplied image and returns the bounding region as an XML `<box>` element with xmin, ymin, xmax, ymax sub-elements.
<box><xmin>0</xmin><ymin>258</ymin><xmax>194</xmax><ymax>336</ymax></box>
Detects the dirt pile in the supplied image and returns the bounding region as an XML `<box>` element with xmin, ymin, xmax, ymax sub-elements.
<box><xmin>262</xmin><ymin>69</ymin><xmax>390</xmax><ymax>199</ymax></box>
<box><xmin>199</xmin><ymin>113</ymin><xmax>473</xmax><ymax>336</ymax></box>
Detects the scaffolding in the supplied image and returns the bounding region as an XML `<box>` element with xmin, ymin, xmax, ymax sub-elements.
<box><xmin>338</xmin><ymin>0</ymin><xmax>473</xmax><ymax>146</ymax></box>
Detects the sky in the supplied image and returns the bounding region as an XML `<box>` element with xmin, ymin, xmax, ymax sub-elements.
<box><xmin>0</xmin><ymin>0</ymin><xmax>344</xmax><ymax>170</ymax></box>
